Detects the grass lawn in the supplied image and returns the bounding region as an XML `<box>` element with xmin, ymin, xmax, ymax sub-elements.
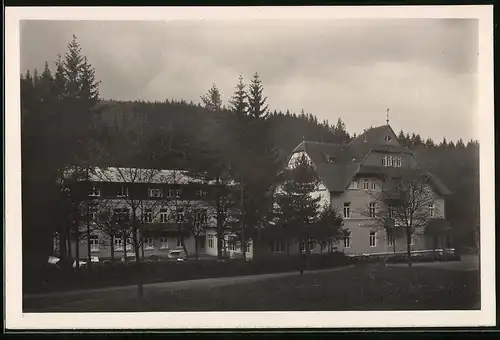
<box><xmin>27</xmin><ymin>264</ymin><xmax>480</xmax><ymax>312</ymax></box>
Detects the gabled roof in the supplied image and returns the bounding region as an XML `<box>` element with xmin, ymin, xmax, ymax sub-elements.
<box><xmin>288</xmin><ymin>124</ymin><xmax>451</xmax><ymax>196</ymax></box>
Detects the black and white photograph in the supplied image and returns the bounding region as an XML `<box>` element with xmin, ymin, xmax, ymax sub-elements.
<box><xmin>5</xmin><ymin>6</ymin><xmax>495</xmax><ymax>329</ymax></box>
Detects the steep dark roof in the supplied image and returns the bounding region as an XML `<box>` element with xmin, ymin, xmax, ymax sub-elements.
<box><xmin>289</xmin><ymin>125</ymin><xmax>451</xmax><ymax>196</ymax></box>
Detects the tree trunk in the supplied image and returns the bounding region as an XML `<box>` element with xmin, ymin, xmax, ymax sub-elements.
<box><xmin>60</xmin><ymin>227</ymin><xmax>67</xmax><ymax>259</ymax></box>
<box><xmin>132</xmin><ymin>211</ymin><xmax>144</xmax><ymax>298</ymax></box>
<box><xmin>216</xmin><ymin>179</ymin><xmax>224</xmax><ymax>260</ymax></box>
<box><xmin>122</xmin><ymin>231</ymin><xmax>127</xmax><ymax>262</ymax></box>
<box><xmin>110</xmin><ymin>235</ymin><xmax>115</xmax><ymax>261</ymax></box>
<box><xmin>75</xmin><ymin>226</ymin><xmax>80</xmax><ymax>271</ymax></box>
<box><xmin>86</xmin><ymin>216</ymin><xmax>92</xmax><ymax>272</ymax></box>
<box><xmin>66</xmin><ymin>225</ymin><xmax>72</xmax><ymax>261</ymax></box>
<box><xmin>194</xmin><ymin>235</ymin><xmax>199</xmax><ymax>260</ymax></box>
<box><xmin>432</xmin><ymin>233</ymin><xmax>438</xmax><ymax>261</ymax></box>
<box><xmin>240</xmin><ymin>184</ymin><xmax>246</xmax><ymax>262</ymax></box>
<box><xmin>406</xmin><ymin>229</ymin><xmax>412</xmax><ymax>267</ymax></box>
<box><xmin>181</xmin><ymin>232</ymin><xmax>189</xmax><ymax>260</ymax></box>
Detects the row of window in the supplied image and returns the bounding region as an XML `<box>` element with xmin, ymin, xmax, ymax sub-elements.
<box><xmin>342</xmin><ymin>202</ymin><xmax>436</xmax><ymax>219</ymax></box>
<box><xmin>90</xmin><ymin>207</ymin><xmax>209</xmax><ymax>224</ymax></box>
<box><xmin>88</xmin><ymin>235</ymin><xmax>188</xmax><ymax>252</ymax></box>
<box><xmin>347</xmin><ymin>179</ymin><xmax>377</xmax><ymax>190</ymax></box>
<box><xmin>88</xmin><ymin>185</ymin><xmax>208</xmax><ymax>199</ymax></box>
<box><xmin>342</xmin><ymin>231</ymin><xmax>413</xmax><ymax>249</ymax></box>
<box><xmin>206</xmin><ymin>235</ymin><xmax>242</xmax><ymax>252</ymax></box>
<box><xmin>382</xmin><ymin>155</ymin><xmax>403</xmax><ymax>168</ymax></box>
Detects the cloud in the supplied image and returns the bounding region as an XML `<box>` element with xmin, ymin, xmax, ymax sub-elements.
<box><xmin>19</xmin><ymin>19</ymin><xmax>478</xmax><ymax>142</ymax></box>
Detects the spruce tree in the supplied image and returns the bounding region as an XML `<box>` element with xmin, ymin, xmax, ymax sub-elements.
<box><xmin>228</xmin><ymin>75</ymin><xmax>247</xmax><ymax>115</ymax></box>
<box><xmin>274</xmin><ymin>153</ymin><xmax>321</xmax><ymax>264</ymax></box>
<box><xmin>247</xmin><ymin>72</ymin><xmax>268</xmax><ymax>119</ymax></box>
<box><xmin>200</xmin><ymin>83</ymin><xmax>222</xmax><ymax>112</ymax></box>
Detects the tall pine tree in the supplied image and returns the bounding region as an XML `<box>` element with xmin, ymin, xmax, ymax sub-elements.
<box><xmin>247</xmin><ymin>72</ymin><xmax>268</xmax><ymax>119</ymax></box>
<box><xmin>200</xmin><ymin>83</ymin><xmax>222</xmax><ymax>112</ymax></box>
<box><xmin>228</xmin><ymin>75</ymin><xmax>247</xmax><ymax>115</ymax></box>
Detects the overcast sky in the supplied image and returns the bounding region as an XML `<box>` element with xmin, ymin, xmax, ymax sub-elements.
<box><xmin>20</xmin><ymin>19</ymin><xmax>478</xmax><ymax>142</ymax></box>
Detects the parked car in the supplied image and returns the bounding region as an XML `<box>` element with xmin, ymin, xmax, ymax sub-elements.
<box><xmin>73</xmin><ymin>256</ymin><xmax>100</xmax><ymax>269</ymax></box>
<box><xmin>168</xmin><ymin>249</ymin><xmax>187</xmax><ymax>262</ymax></box>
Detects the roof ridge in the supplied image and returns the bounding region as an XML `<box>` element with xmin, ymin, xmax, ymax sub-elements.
<box><xmin>303</xmin><ymin>140</ymin><xmax>343</xmax><ymax>146</ymax></box>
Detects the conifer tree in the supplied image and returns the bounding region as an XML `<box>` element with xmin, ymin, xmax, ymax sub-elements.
<box><xmin>247</xmin><ymin>72</ymin><xmax>268</xmax><ymax>119</ymax></box>
<box><xmin>274</xmin><ymin>153</ymin><xmax>321</xmax><ymax>268</ymax></box>
<box><xmin>228</xmin><ymin>75</ymin><xmax>247</xmax><ymax>115</ymax></box>
<box><xmin>200</xmin><ymin>83</ymin><xmax>222</xmax><ymax>112</ymax></box>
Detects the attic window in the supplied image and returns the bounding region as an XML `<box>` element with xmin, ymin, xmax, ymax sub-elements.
<box><xmin>385</xmin><ymin>135</ymin><xmax>392</xmax><ymax>143</ymax></box>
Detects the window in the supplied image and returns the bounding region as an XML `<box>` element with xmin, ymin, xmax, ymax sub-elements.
<box><xmin>271</xmin><ymin>241</ymin><xmax>285</xmax><ymax>253</ymax></box>
<box><xmin>196</xmin><ymin>209</ymin><xmax>208</xmax><ymax>224</ymax></box>
<box><xmin>363</xmin><ymin>179</ymin><xmax>369</xmax><ymax>190</ymax></box>
<box><xmin>160</xmin><ymin>209</ymin><xmax>168</xmax><ymax>223</ymax></box>
<box><xmin>148</xmin><ymin>188</ymin><xmax>163</xmax><ymax>198</ymax></box>
<box><xmin>428</xmin><ymin>203</ymin><xmax>435</xmax><ymax>218</ymax></box>
<box><xmin>385</xmin><ymin>135</ymin><xmax>392</xmax><ymax>143</ymax></box>
<box><xmin>395</xmin><ymin>156</ymin><xmax>402</xmax><ymax>168</ymax></box>
<box><xmin>114</xmin><ymin>237</ymin><xmax>123</xmax><ymax>250</ymax></box>
<box><xmin>115</xmin><ymin>208</ymin><xmax>130</xmax><ymax>223</ymax></box>
<box><xmin>167</xmin><ymin>189</ymin><xmax>174</xmax><ymax>198</ymax></box>
<box><xmin>371</xmin><ymin>180</ymin><xmax>377</xmax><ymax>190</ymax></box>
<box><xmin>344</xmin><ymin>231</ymin><xmax>351</xmax><ymax>248</ymax></box>
<box><xmin>309</xmin><ymin>240</ymin><xmax>316</xmax><ymax>252</ymax></box>
<box><xmin>89</xmin><ymin>206</ymin><xmax>98</xmax><ymax>224</ymax></box>
<box><xmin>208</xmin><ymin>234</ymin><xmax>215</xmax><ymax>248</ymax></box>
<box><xmin>369</xmin><ymin>203</ymin><xmax>376</xmax><ymax>218</ymax></box>
<box><xmin>388</xmin><ymin>206</ymin><xmax>394</xmax><ymax>219</ymax></box>
<box><xmin>176</xmin><ymin>209</ymin><xmax>185</xmax><ymax>223</ymax></box>
<box><xmin>196</xmin><ymin>189</ymin><xmax>207</xmax><ymax>197</ymax></box>
<box><xmin>117</xmin><ymin>185</ymin><xmax>129</xmax><ymax>197</ymax></box>
<box><xmin>176</xmin><ymin>239</ymin><xmax>184</xmax><ymax>247</ymax></box>
<box><xmin>387</xmin><ymin>156</ymin><xmax>393</xmax><ymax>167</ymax></box>
<box><xmin>160</xmin><ymin>237</ymin><xmax>168</xmax><ymax>249</ymax></box>
<box><xmin>387</xmin><ymin>231</ymin><xmax>395</xmax><ymax>246</ymax></box>
<box><xmin>114</xmin><ymin>237</ymin><xmax>131</xmax><ymax>250</ymax></box>
<box><xmin>382</xmin><ymin>156</ymin><xmax>387</xmax><ymax>167</ymax></box>
<box><xmin>348</xmin><ymin>180</ymin><xmax>359</xmax><ymax>190</ymax></box>
<box><xmin>175</xmin><ymin>190</ymin><xmax>181</xmax><ymax>198</ymax></box>
<box><xmin>89</xmin><ymin>185</ymin><xmax>100</xmax><ymax>197</ymax></box>
<box><xmin>343</xmin><ymin>203</ymin><xmax>351</xmax><ymax>218</ymax></box>
<box><xmin>369</xmin><ymin>232</ymin><xmax>377</xmax><ymax>247</ymax></box>
<box><xmin>300</xmin><ymin>240</ymin><xmax>315</xmax><ymax>252</ymax></box>
<box><xmin>144</xmin><ymin>208</ymin><xmax>152</xmax><ymax>223</ymax></box>
<box><xmin>145</xmin><ymin>237</ymin><xmax>154</xmax><ymax>249</ymax></box>
<box><xmin>90</xmin><ymin>235</ymin><xmax>99</xmax><ymax>252</ymax></box>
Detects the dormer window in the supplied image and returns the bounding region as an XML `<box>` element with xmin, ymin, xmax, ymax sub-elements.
<box><xmin>347</xmin><ymin>180</ymin><xmax>359</xmax><ymax>190</ymax></box>
<box><xmin>89</xmin><ymin>185</ymin><xmax>100</xmax><ymax>197</ymax></box>
<box><xmin>117</xmin><ymin>185</ymin><xmax>129</xmax><ymax>197</ymax></box>
<box><xmin>148</xmin><ymin>188</ymin><xmax>163</xmax><ymax>198</ymax></box>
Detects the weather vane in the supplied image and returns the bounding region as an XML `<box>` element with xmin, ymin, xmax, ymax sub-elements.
<box><xmin>386</xmin><ymin>108</ymin><xmax>390</xmax><ymax>125</ymax></box>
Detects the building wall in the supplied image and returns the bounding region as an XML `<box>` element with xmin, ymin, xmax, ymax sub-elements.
<box><xmin>330</xmin><ymin>176</ymin><xmax>445</xmax><ymax>255</ymax></box>
<box><xmin>71</xmin><ymin>231</ymin><xmax>205</xmax><ymax>261</ymax></box>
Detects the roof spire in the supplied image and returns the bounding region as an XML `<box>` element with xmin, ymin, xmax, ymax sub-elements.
<box><xmin>386</xmin><ymin>108</ymin><xmax>390</xmax><ymax>125</ymax></box>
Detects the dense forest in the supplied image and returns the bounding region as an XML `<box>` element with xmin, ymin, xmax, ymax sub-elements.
<box><xmin>20</xmin><ymin>36</ymin><xmax>480</xmax><ymax>279</ymax></box>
